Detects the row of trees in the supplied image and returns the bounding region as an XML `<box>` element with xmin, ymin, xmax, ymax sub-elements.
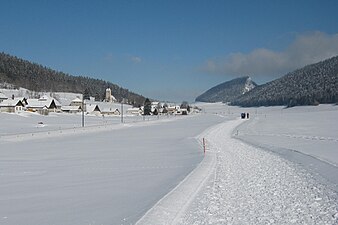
<box><xmin>0</xmin><ymin>52</ymin><xmax>146</xmax><ymax>106</ymax></box>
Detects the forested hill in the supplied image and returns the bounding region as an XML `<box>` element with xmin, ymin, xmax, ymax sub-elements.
<box><xmin>195</xmin><ymin>76</ymin><xmax>257</xmax><ymax>103</ymax></box>
<box><xmin>0</xmin><ymin>52</ymin><xmax>146</xmax><ymax>106</ymax></box>
<box><xmin>231</xmin><ymin>56</ymin><xmax>338</xmax><ymax>107</ymax></box>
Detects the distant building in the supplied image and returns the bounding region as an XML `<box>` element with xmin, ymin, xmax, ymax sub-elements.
<box><xmin>70</xmin><ymin>97</ymin><xmax>83</xmax><ymax>107</ymax></box>
<box><xmin>105</xmin><ymin>88</ymin><xmax>116</xmax><ymax>103</ymax></box>
<box><xmin>127</xmin><ymin>107</ymin><xmax>142</xmax><ymax>115</ymax></box>
<box><xmin>86</xmin><ymin>104</ymin><xmax>101</xmax><ymax>115</ymax></box>
<box><xmin>26</xmin><ymin>95</ymin><xmax>61</xmax><ymax>113</ymax></box>
<box><xmin>101</xmin><ymin>107</ymin><xmax>120</xmax><ymax>115</ymax></box>
<box><xmin>0</xmin><ymin>99</ymin><xmax>24</xmax><ymax>113</ymax></box>
<box><xmin>61</xmin><ymin>105</ymin><xmax>82</xmax><ymax>113</ymax></box>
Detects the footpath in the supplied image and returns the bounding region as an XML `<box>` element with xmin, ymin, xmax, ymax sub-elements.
<box><xmin>136</xmin><ymin>119</ymin><xmax>338</xmax><ymax>225</ymax></box>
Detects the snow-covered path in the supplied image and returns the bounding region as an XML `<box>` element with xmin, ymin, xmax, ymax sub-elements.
<box><xmin>137</xmin><ymin>119</ymin><xmax>338</xmax><ymax>224</ymax></box>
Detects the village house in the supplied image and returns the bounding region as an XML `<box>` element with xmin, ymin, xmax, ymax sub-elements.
<box><xmin>127</xmin><ymin>107</ymin><xmax>142</xmax><ymax>115</ymax></box>
<box><xmin>101</xmin><ymin>107</ymin><xmax>120</xmax><ymax>116</ymax></box>
<box><xmin>26</xmin><ymin>95</ymin><xmax>61</xmax><ymax>113</ymax></box>
<box><xmin>11</xmin><ymin>97</ymin><xmax>28</xmax><ymax>106</ymax></box>
<box><xmin>60</xmin><ymin>97</ymin><xmax>84</xmax><ymax>113</ymax></box>
<box><xmin>0</xmin><ymin>99</ymin><xmax>24</xmax><ymax>113</ymax></box>
<box><xmin>167</xmin><ymin>105</ymin><xmax>178</xmax><ymax>114</ymax></box>
<box><xmin>86</xmin><ymin>104</ymin><xmax>101</xmax><ymax>115</ymax></box>
<box><xmin>70</xmin><ymin>97</ymin><xmax>83</xmax><ymax>107</ymax></box>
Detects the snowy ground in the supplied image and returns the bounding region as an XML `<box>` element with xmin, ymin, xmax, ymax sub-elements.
<box><xmin>0</xmin><ymin>103</ymin><xmax>337</xmax><ymax>224</ymax></box>
<box><xmin>235</xmin><ymin>104</ymin><xmax>338</xmax><ymax>192</ymax></box>
<box><xmin>0</xmin><ymin>111</ymin><xmax>175</xmax><ymax>136</ymax></box>
<box><xmin>137</xmin><ymin>104</ymin><xmax>338</xmax><ymax>224</ymax></box>
<box><xmin>236</xmin><ymin>104</ymin><xmax>338</xmax><ymax>166</ymax></box>
<box><xmin>0</xmin><ymin>113</ymin><xmax>225</xmax><ymax>225</ymax></box>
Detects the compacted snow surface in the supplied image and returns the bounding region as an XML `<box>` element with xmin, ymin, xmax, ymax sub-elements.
<box><xmin>0</xmin><ymin>103</ymin><xmax>337</xmax><ymax>225</ymax></box>
<box><xmin>137</xmin><ymin>118</ymin><xmax>338</xmax><ymax>225</ymax></box>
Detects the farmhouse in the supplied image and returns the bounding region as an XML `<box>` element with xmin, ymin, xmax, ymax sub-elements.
<box><xmin>86</xmin><ymin>104</ymin><xmax>101</xmax><ymax>115</ymax></box>
<box><xmin>167</xmin><ymin>105</ymin><xmax>178</xmax><ymax>114</ymax></box>
<box><xmin>0</xmin><ymin>99</ymin><xmax>24</xmax><ymax>113</ymax></box>
<box><xmin>26</xmin><ymin>95</ymin><xmax>61</xmax><ymax>113</ymax></box>
<box><xmin>127</xmin><ymin>107</ymin><xmax>142</xmax><ymax>115</ymax></box>
<box><xmin>101</xmin><ymin>107</ymin><xmax>120</xmax><ymax>115</ymax></box>
<box><xmin>70</xmin><ymin>97</ymin><xmax>83</xmax><ymax>107</ymax></box>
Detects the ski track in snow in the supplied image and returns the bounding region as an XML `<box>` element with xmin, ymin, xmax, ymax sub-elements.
<box><xmin>137</xmin><ymin>119</ymin><xmax>338</xmax><ymax>225</ymax></box>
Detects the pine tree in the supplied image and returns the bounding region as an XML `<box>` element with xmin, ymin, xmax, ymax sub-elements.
<box><xmin>143</xmin><ymin>98</ymin><xmax>151</xmax><ymax>115</ymax></box>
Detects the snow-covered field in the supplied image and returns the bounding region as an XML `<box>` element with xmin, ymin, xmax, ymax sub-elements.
<box><xmin>0</xmin><ymin>103</ymin><xmax>337</xmax><ymax>224</ymax></box>
<box><xmin>0</xmin><ymin>112</ymin><xmax>173</xmax><ymax>136</ymax></box>
<box><xmin>235</xmin><ymin>104</ymin><xmax>338</xmax><ymax>192</ymax></box>
<box><xmin>0</xmin><ymin>112</ymin><xmax>226</xmax><ymax>225</ymax></box>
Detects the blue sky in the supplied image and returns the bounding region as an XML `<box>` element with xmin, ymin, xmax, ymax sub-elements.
<box><xmin>1</xmin><ymin>0</ymin><xmax>338</xmax><ymax>102</ymax></box>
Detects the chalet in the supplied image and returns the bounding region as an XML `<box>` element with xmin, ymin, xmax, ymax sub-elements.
<box><xmin>26</xmin><ymin>95</ymin><xmax>61</xmax><ymax>113</ymax></box>
<box><xmin>70</xmin><ymin>97</ymin><xmax>83</xmax><ymax>107</ymax></box>
<box><xmin>14</xmin><ymin>97</ymin><xmax>28</xmax><ymax>106</ymax></box>
<box><xmin>86</xmin><ymin>104</ymin><xmax>101</xmax><ymax>115</ymax></box>
<box><xmin>127</xmin><ymin>107</ymin><xmax>142</xmax><ymax>115</ymax></box>
<box><xmin>0</xmin><ymin>92</ymin><xmax>8</xmax><ymax>103</ymax></box>
<box><xmin>167</xmin><ymin>105</ymin><xmax>178</xmax><ymax>114</ymax></box>
<box><xmin>101</xmin><ymin>107</ymin><xmax>120</xmax><ymax>115</ymax></box>
<box><xmin>0</xmin><ymin>99</ymin><xmax>24</xmax><ymax>113</ymax></box>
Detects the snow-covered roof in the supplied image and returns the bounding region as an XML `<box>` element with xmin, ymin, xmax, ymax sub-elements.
<box><xmin>26</xmin><ymin>98</ymin><xmax>61</xmax><ymax>108</ymax></box>
<box><xmin>26</xmin><ymin>99</ymin><xmax>49</xmax><ymax>108</ymax></box>
<box><xmin>71</xmin><ymin>97</ymin><xmax>82</xmax><ymax>103</ymax></box>
<box><xmin>61</xmin><ymin>105</ymin><xmax>81</xmax><ymax>111</ymax></box>
<box><xmin>127</xmin><ymin>107</ymin><xmax>141</xmax><ymax>112</ymax></box>
<box><xmin>86</xmin><ymin>104</ymin><xmax>101</xmax><ymax>112</ymax></box>
<box><xmin>101</xmin><ymin>107</ymin><xmax>119</xmax><ymax>113</ymax></box>
<box><xmin>0</xmin><ymin>99</ymin><xmax>23</xmax><ymax>107</ymax></box>
<box><xmin>0</xmin><ymin>92</ymin><xmax>8</xmax><ymax>99</ymax></box>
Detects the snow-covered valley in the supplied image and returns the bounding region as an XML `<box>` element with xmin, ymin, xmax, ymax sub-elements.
<box><xmin>0</xmin><ymin>103</ymin><xmax>337</xmax><ymax>224</ymax></box>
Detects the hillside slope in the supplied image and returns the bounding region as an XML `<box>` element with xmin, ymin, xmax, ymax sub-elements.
<box><xmin>195</xmin><ymin>76</ymin><xmax>257</xmax><ymax>103</ymax></box>
<box><xmin>231</xmin><ymin>56</ymin><xmax>338</xmax><ymax>107</ymax></box>
<box><xmin>0</xmin><ymin>52</ymin><xmax>146</xmax><ymax>106</ymax></box>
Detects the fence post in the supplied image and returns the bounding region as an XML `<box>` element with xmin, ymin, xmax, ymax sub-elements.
<box><xmin>203</xmin><ymin>138</ymin><xmax>206</xmax><ymax>155</ymax></box>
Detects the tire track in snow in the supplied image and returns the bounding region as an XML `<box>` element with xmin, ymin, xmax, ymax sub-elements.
<box><xmin>137</xmin><ymin>119</ymin><xmax>338</xmax><ymax>224</ymax></box>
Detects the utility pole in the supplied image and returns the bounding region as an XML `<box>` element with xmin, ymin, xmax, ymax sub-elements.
<box><xmin>121</xmin><ymin>98</ymin><xmax>124</xmax><ymax>123</ymax></box>
<box><xmin>82</xmin><ymin>94</ymin><xmax>85</xmax><ymax>127</ymax></box>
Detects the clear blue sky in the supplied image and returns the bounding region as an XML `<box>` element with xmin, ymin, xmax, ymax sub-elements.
<box><xmin>1</xmin><ymin>0</ymin><xmax>338</xmax><ymax>102</ymax></box>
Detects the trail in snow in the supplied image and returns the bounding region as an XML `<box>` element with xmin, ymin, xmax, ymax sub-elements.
<box><xmin>137</xmin><ymin>119</ymin><xmax>338</xmax><ymax>224</ymax></box>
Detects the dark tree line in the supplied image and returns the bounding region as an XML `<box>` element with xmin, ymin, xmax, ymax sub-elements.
<box><xmin>0</xmin><ymin>52</ymin><xmax>146</xmax><ymax>106</ymax></box>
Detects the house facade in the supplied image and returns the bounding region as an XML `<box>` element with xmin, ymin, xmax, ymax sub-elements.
<box><xmin>0</xmin><ymin>99</ymin><xmax>24</xmax><ymax>113</ymax></box>
<box><xmin>26</xmin><ymin>95</ymin><xmax>61</xmax><ymax>113</ymax></box>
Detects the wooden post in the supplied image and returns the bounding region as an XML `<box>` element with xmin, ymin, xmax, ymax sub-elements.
<box><xmin>203</xmin><ymin>138</ymin><xmax>206</xmax><ymax>155</ymax></box>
